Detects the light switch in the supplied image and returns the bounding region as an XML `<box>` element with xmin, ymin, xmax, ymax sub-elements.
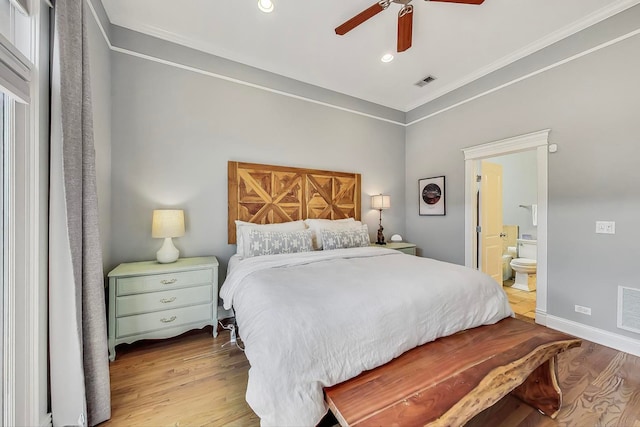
<box><xmin>595</xmin><ymin>221</ymin><xmax>615</xmax><ymax>234</ymax></box>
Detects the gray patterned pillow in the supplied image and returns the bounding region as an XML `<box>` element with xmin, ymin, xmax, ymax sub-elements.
<box><xmin>244</xmin><ymin>229</ymin><xmax>313</xmax><ymax>258</ymax></box>
<box><xmin>320</xmin><ymin>225</ymin><xmax>370</xmax><ymax>250</ymax></box>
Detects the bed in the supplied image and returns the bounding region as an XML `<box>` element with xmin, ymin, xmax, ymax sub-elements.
<box><xmin>221</xmin><ymin>161</ymin><xmax>580</xmax><ymax>427</ymax></box>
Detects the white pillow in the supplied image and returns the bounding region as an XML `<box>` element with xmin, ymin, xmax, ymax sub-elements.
<box><xmin>235</xmin><ymin>220</ymin><xmax>306</xmax><ymax>255</ymax></box>
<box><xmin>303</xmin><ymin>218</ymin><xmax>362</xmax><ymax>250</ymax></box>
<box><xmin>321</xmin><ymin>225</ymin><xmax>370</xmax><ymax>250</ymax></box>
<box><xmin>243</xmin><ymin>229</ymin><xmax>313</xmax><ymax>258</ymax></box>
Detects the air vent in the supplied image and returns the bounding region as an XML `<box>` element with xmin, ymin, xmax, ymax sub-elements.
<box><xmin>415</xmin><ymin>75</ymin><xmax>437</xmax><ymax>87</ymax></box>
<box><xmin>618</xmin><ymin>286</ymin><xmax>640</xmax><ymax>334</ymax></box>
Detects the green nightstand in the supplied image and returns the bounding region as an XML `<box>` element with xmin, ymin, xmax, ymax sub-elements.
<box><xmin>107</xmin><ymin>256</ymin><xmax>218</xmax><ymax>361</ymax></box>
<box><xmin>370</xmin><ymin>242</ymin><xmax>417</xmax><ymax>256</ymax></box>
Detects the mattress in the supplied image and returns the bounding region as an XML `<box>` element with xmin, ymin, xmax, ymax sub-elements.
<box><xmin>220</xmin><ymin>247</ymin><xmax>513</xmax><ymax>426</ymax></box>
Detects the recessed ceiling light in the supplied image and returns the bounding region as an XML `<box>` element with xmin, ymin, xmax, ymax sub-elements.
<box><xmin>381</xmin><ymin>53</ymin><xmax>394</xmax><ymax>63</ymax></box>
<box><xmin>258</xmin><ymin>0</ymin><xmax>274</xmax><ymax>13</ymax></box>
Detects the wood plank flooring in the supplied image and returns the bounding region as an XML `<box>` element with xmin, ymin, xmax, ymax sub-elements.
<box><xmin>504</xmin><ymin>281</ymin><xmax>537</xmax><ymax>321</ymax></box>
<box><xmin>102</xmin><ymin>326</ymin><xmax>640</xmax><ymax>427</ymax></box>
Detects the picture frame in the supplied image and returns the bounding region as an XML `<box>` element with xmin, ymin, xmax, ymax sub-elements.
<box><xmin>419</xmin><ymin>176</ymin><xmax>445</xmax><ymax>216</ymax></box>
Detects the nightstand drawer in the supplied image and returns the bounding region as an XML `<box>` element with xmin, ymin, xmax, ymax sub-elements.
<box><xmin>397</xmin><ymin>247</ymin><xmax>416</xmax><ymax>256</ymax></box>
<box><xmin>116</xmin><ymin>303</ymin><xmax>213</xmax><ymax>338</ymax></box>
<box><xmin>108</xmin><ymin>256</ymin><xmax>219</xmax><ymax>361</ymax></box>
<box><xmin>116</xmin><ymin>285</ymin><xmax>213</xmax><ymax>317</ymax></box>
<box><xmin>117</xmin><ymin>269</ymin><xmax>213</xmax><ymax>296</ymax></box>
<box><xmin>370</xmin><ymin>242</ymin><xmax>416</xmax><ymax>255</ymax></box>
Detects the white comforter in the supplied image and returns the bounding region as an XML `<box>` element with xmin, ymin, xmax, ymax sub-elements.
<box><xmin>220</xmin><ymin>247</ymin><xmax>513</xmax><ymax>427</ymax></box>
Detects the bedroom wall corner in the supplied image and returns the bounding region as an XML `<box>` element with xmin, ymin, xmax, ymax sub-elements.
<box><xmin>404</xmin><ymin>30</ymin><xmax>640</xmax><ymax>348</ymax></box>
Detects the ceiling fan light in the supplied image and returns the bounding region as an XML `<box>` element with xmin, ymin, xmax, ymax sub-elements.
<box><xmin>381</xmin><ymin>53</ymin><xmax>394</xmax><ymax>63</ymax></box>
<box><xmin>258</xmin><ymin>0</ymin><xmax>274</xmax><ymax>13</ymax></box>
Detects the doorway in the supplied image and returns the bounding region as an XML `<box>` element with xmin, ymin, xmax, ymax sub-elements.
<box><xmin>481</xmin><ymin>152</ymin><xmax>538</xmax><ymax>321</ymax></box>
<box><xmin>463</xmin><ymin>130</ymin><xmax>549</xmax><ymax>325</ymax></box>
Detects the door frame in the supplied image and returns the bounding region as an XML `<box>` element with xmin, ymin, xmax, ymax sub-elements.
<box><xmin>462</xmin><ymin>129</ymin><xmax>550</xmax><ymax>324</ymax></box>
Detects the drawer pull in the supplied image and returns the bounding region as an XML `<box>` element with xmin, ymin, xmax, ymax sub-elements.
<box><xmin>160</xmin><ymin>278</ymin><xmax>177</xmax><ymax>285</ymax></box>
<box><xmin>160</xmin><ymin>297</ymin><xmax>176</xmax><ymax>304</ymax></box>
<box><xmin>160</xmin><ymin>316</ymin><xmax>177</xmax><ymax>323</ymax></box>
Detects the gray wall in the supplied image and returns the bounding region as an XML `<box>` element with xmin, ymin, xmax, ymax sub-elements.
<box><xmin>489</xmin><ymin>151</ymin><xmax>537</xmax><ymax>239</ymax></box>
<box><xmin>406</xmin><ymin>33</ymin><xmax>640</xmax><ymax>340</ymax></box>
<box><xmin>109</xmin><ymin>52</ymin><xmax>406</xmax><ymax>280</ymax></box>
<box><xmin>87</xmin><ymin>7</ymin><xmax>112</xmax><ymax>271</ymax></box>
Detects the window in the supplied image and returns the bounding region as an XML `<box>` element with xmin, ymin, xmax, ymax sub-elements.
<box><xmin>0</xmin><ymin>91</ymin><xmax>5</xmax><ymax>427</ymax></box>
<box><xmin>0</xmin><ymin>0</ymin><xmax>42</xmax><ymax>424</ymax></box>
<box><xmin>0</xmin><ymin>0</ymin><xmax>10</xmax><ymax>41</ymax></box>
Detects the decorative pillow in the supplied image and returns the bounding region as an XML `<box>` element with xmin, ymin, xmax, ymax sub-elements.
<box><xmin>235</xmin><ymin>220</ymin><xmax>306</xmax><ymax>255</ymax></box>
<box><xmin>303</xmin><ymin>218</ymin><xmax>362</xmax><ymax>250</ymax></box>
<box><xmin>320</xmin><ymin>225</ymin><xmax>370</xmax><ymax>251</ymax></box>
<box><xmin>243</xmin><ymin>229</ymin><xmax>314</xmax><ymax>258</ymax></box>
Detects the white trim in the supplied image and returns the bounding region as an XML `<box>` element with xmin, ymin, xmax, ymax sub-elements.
<box><xmin>2</xmin><ymin>95</ymin><xmax>17</xmax><ymax>427</ymax></box>
<box><xmin>25</xmin><ymin>1</ymin><xmax>44</xmax><ymax>423</ymax></box>
<box><xmin>110</xmin><ymin>46</ymin><xmax>406</xmax><ymax>126</ymax></box>
<box><xmin>0</xmin><ymin>2</ymin><xmax>45</xmax><ymax>424</ymax></box>
<box><xmin>87</xmin><ymin>0</ymin><xmax>640</xmax><ymax>126</ymax></box>
<box><xmin>0</xmin><ymin>33</ymin><xmax>31</xmax><ymax>103</ymax></box>
<box><xmin>535</xmin><ymin>144</ymin><xmax>549</xmax><ymax>314</ymax></box>
<box><xmin>535</xmin><ymin>309</ymin><xmax>547</xmax><ymax>326</ymax></box>
<box><xmin>406</xmin><ymin>28</ymin><xmax>640</xmax><ymax>127</ymax></box>
<box><xmin>99</xmin><ymin>0</ymin><xmax>640</xmax><ymax>114</ymax></box>
<box><xmin>85</xmin><ymin>0</ymin><xmax>112</xmax><ymax>50</ymax></box>
<box><xmin>40</xmin><ymin>412</ymin><xmax>52</xmax><ymax>427</ymax></box>
<box><xmin>84</xmin><ymin>0</ymin><xmax>405</xmax><ymax>127</ymax></box>
<box><xmin>546</xmin><ymin>314</ymin><xmax>640</xmax><ymax>358</ymax></box>
<box><xmin>462</xmin><ymin>129</ymin><xmax>550</xmax><ymax>160</ymax></box>
<box><xmin>405</xmin><ymin>0</ymin><xmax>640</xmax><ymax>111</ymax></box>
<box><xmin>462</xmin><ymin>130</ymin><xmax>550</xmax><ymax>319</ymax></box>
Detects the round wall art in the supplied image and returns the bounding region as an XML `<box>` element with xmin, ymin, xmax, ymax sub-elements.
<box><xmin>419</xmin><ymin>176</ymin><xmax>445</xmax><ymax>215</ymax></box>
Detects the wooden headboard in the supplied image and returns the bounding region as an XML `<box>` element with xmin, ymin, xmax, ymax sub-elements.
<box><xmin>228</xmin><ymin>161</ymin><xmax>361</xmax><ymax>243</ymax></box>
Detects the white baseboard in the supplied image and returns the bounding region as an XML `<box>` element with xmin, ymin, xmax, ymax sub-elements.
<box><xmin>534</xmin><ymin>309</ymin><xmax>547</xmax><ymax>326</ymax></box>
<box><xmin>545</xmin><ymin>314</ymin><xmax>640</xmax><ymax>357</ymax></box>
<box><xmin>40</xmin><ymin>412</ymin><xmax>52</xmax><ymax>427</ymax></box>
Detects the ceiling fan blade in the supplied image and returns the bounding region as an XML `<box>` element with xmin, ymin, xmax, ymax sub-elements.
<box><xmin>335</xmin><ymin>2</ymin><xmax>386</xmax><ymax>36</ymax></box>
<box><xmin>426</xmin><ymin>0</ymin><xmax>485</xmax><ymax>4</ymax></box>
<box><xmin>397</xmin><ymin>5</ymin><xmax>413</xmax><ymax>52</ymax></box>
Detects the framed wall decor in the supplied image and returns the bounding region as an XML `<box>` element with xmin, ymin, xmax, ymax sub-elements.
<box><xmin>419</xmin><ymin>176</ymin><xmax>445</xmax><ymax>216</ymax></box>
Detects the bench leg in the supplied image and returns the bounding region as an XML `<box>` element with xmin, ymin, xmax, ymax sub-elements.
<box><xmin>511</xmin><ymin>355</ymin><xmax>562</xmax><ymax>418</ymax></box>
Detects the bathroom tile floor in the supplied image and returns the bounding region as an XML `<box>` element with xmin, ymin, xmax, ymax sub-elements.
<box><xmin>503</xmin><ymin>280</ymin><xmax>536</xmax><ymax>321</ymax></box>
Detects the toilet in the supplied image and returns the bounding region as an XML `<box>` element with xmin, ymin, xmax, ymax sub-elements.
<box><xmin>510</xmin><ymin>239</ymin><xmax>537</xmax><ymax>292</ymax></box>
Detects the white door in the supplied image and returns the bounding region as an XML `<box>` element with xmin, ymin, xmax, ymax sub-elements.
<box><xmin>480</xmin><ymin>161</ymin><xmax>503</xmax><ymax>284</ymax></box>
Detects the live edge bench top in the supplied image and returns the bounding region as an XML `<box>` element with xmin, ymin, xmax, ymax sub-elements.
<box><xmin>324</xmin><ymin>317</ymin><xmax>582</xmax><ymax>427</ymax></box>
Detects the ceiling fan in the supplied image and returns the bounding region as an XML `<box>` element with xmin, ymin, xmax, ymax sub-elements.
<box><xmin>335</xmin><ymin>0</ymin><xmax>485</xmax><ymax>53</ymax></box>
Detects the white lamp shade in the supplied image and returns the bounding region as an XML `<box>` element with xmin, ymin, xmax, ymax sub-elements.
<box><xmin>371</xmin><ymin>194</ymin><xmax>391</xmax><ymax>210</ymax></box>
<box><xmin>152</xmin><ymin>210</ymin><xmax>185</xmax><ymax>238</ymax></box>
<box><xmin>257</xmin><ymin>0</ymin><xmax>274</xmax><ymax>13</ymax></box>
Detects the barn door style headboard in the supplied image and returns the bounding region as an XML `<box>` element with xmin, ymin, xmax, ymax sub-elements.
<box><xmin>228</xmin><ymin>161</ymin><xmax>361</xmax><ymax>243</ymax></box>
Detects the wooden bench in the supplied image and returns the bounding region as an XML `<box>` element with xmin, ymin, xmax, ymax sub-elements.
<box><xmin>324</xmin><ymin>317</ymin><xmax>581</xmax><ymax>427</ymax></box>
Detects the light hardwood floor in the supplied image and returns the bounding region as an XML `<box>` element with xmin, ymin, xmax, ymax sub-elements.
<box><xmin>103</xmin><ymin>326</ymin><xmax>640</xmax><ymax>427</ymax></box>
<box><xmin>504</xmin><ymin>280</ymin><xmax>537</xmax><ymax>321</ymax></box>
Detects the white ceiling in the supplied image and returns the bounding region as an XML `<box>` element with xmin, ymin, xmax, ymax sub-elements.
<box><xmin>101</xmin><ymin>0</ymin><xmax>638</xmax><ymax>112</ymax></box>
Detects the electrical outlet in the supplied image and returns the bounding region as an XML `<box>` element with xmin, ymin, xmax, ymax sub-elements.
<box><xmin>595</xmin><ymin>221</ymin><xmax>615</xmax><ymax>234</ymax></box>
<box><xmin>575</xmin><ymin>305</ymin><xmax>592</xmax><ymax>315</ymax></box>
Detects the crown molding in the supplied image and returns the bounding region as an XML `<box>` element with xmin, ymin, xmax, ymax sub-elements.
<box><xmin>406</xmin><ymin>0</ymin><xmax>640</xmax><ymax>111</ymax></box>
<box><xmin>90</xmin><ymin>0</ymin><xmax>640</xmax><ymax>125</ymax></box>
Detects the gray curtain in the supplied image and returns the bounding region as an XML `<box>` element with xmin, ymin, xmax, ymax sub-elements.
<box><xmin>49</xmin><ymin>0</ymin><xmax>111</xmax><ymax>425</ymax></box>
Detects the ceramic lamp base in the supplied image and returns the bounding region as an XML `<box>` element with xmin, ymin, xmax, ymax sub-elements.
<box><xmin>156</xmin><ymin>237</ymin><xmax>179</xmax><ymax>263</ymax></box>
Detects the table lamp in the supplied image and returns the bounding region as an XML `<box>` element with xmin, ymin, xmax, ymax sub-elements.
<box><xmin>371</xmin><ymin>194</ymin><xmax>390</xmax><ymax>245</ymax></box>
<box><xmin>152</xmin><ymin>209</ymin><xmax>185</xmax><ymax>263</ymax></box>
